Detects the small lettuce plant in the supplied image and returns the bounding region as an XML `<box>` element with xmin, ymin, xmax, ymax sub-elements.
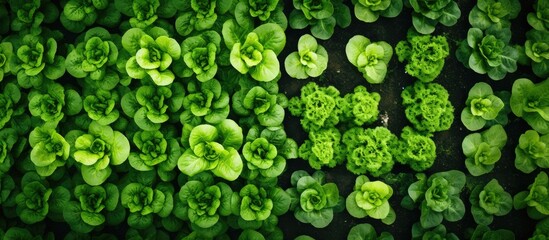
<box><xmin>462</xmin><ymin>124</ymin><xmax>507</xmax><ymax>176</ymax></box>
<box><xmin>83</xmin><ymin>89</ymin><xmax>120</xmax><ymax>126</ymax></box>
<box><xmin>234</xmin><ymin>0</ymin><xmax>288</xmax><ymax>29</ymax></box>
<box><xmin>401</xmin><ymin>81</ymin><xmax>454</xmax><ymax>133</ymax></box>
<box><xmin>395</xmin><ymin>126</ymin><xmax>436</xmax><ymax>172</ymax></box>
<box><xmin>179</xmin><ymin>31</ymin><xmax>222</xmax><ymax>83</ymax></box>
<box><xmin>514</xmin><ymin>171</ymin><xmax>549</xmax><ymax>219</ymax></box>
<box><xmin>456</xmin><ymin>26</ymin><xmax>519</xmax><ymax>81</ymax></box>
<box><xmin>352</xmin><ymin>0</ymin><xmax>403</xmax><ymax>23</ymax></box>
<box><xmin>0</xmin><ymin>128</ymin><xmax>18</xmax><ymax>176</ymax></box>
<box><xmin>0</xmin><ymin>42</ymin><xmax>13</xmax><ymax>82</ymax></box>
<box><xmin>468</xmin><ymin>224</ymin><xmax>515</xmax><ymax>240</ymax></box>
<box><xmin>180</xmin><ymin>79</ymin><xmax>230</xmax><ymax>125</ymax></box>
<box><xmin>288</xmin><ymin>82</ymin><xmax>343</xmax><ymax>132</ymax></box>
<box><xmin>395</xmin><ymin>31</ymin><xmax>449</xmax><ymax>82</ymax></box>
<box><xmin>347</xmin><ymin>223</ymin><xmax>394</xmax><ymax>240</ymax></box>
<box><xmin>461</xmin><ymin>82</ymin><xmax>506</xmax><ymax>131</ymax></box>
<box><xmin>469</xmin><ymin>179</ymin><xmax>512</xmax><ymax>225</ymax></box>
<box><xmin>174</xmin><ymin>0</ymin><xmax>233</xmax><ymax>37</ymax></box>
<box><xmin>339</xmin><ymin>85</ymin><xmax>381</xmax><ymax>126</ymax></box>
<box><xmin>120</xmin><ymin>182</ymin><xmax>173</xmax><ymax>229</ymax></box>
<box><xmin>525</xmin><ymin>29</ymin><xmax>549</xmax><ymax>78</ymax></box>
<box><xmin>298</xmin><ymin>127</ymin><xmax>345</xmax><ymax>169</ymax></box>
<box><xmin>510</xmin><ymin>78</ymin><xmax>549</xmax><ymax>134</ymax></box>
<box><xmin>406</xmin><ymin>0</ymin><xmax>461</xmax><ymax>34</ymax></box>
<box><xmin>128</xmin><ymin>130</ymin><xmax>180</xmax><ymax>181</ymax></box>
<box><xmin>346</xmin><ymin>175</ymin><xmax>395</xmax><ymax>224</ymax></box>
<box><xmin>286</xmin><ymin>170</ymin><xmax>343</xmax><ymax>228</ymax></box>
<box><xmin>0</xmin><ymin>82</ymin><xmax>25</xmax><ymax>133</ymax></box>
<box><xmin>403</xmin><ymin>170</ymin><xmax>466</xmax><ymax>229</ymax></box>
<box><xmin>411</xmin><ymin>223</ymin><xmax>459</xmax><ymax>240</ymax></box>
<box><xmin>232</xmin><ymin>85</ymin><xmax>286</xmax><ymax>128</ymax></box>
<box><xmin>61</xmin><ymin>0</ymin><xmax>120</xmax><ymax>33</ymax></box>
<box><xmin>28</xmin><ymin>82</ymin><xmax>82</xmax><ymax>126</ymax></box>
<box><xmin>29</xmin><ymin>125</ymin><xmax>70</xmax><ymax>177</ymax></box>
<box><xmin>515</xmin><ymin>130</ymin><xmax>549</xmax><ymax>174</ymax></box>
<box><xmin>528</xmin><ymin>0</ymin><xmax>549</xmax><ymax>31</ymax></box>
<box><xmin>230</xmin><ymin>183</ymin><xmax>290</xmax><ymax>224</ymax></box>
<box><xmin>289</xmin><ymin>0</ymin><xmax>351</xmax><ymax>40</ymax></box>
<box><xmin>284</xmin><ymin>34</ymin><xmax>328</xmax><ymax>79</ymax></box>
<box><xmin>346</xmin><ymin>35</ymin><xmax>393</xmax><ymax>84</ymax></box>
<box><xmin>468</xmin><ymin>0</ymin><xmax>521</xmax><ymax>30</ymax></box>
<box><xmin>121</xmin><ymin>27</ymin><xmax>181</xmax><ymax>86</ymax></box>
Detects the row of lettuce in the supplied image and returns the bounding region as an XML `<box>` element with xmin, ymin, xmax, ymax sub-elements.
<box><xmin>0</xmin><ymin>0</ymin><xmax>549</xmax><ymax>239</ymax></box>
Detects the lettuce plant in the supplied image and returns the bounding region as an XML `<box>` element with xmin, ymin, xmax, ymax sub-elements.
<box><xmin>525</xmin><ymin>29</ymin><xmax>549</xmax><ymax>79</ymax></box>
<box><xmin>284</xmin><ymin>34</ymin><xmax>328</xmax><ymax>79</ymax></box>
<box><xmin>515</xmin><ymin>130</ymin><xmax>549</xmax><ymax>174</ymax></box>
<box><xmin>181</xmin><ymin>79</ymin><xmax>230</xmax><ymax>125</ymax></box>
<box><xmin>401</xmin><ymin>81</ymin><xmax>454</xmax><ymax>133</ymax></box>
<box><xmin>10</xmin><ymin>34</ymin><xmax>66</xmax><ymax>88</ymax></box>
<box><xmin>469</xmin><ymin>179</ymin><xmax>512</xmax><ymax>225</ymax></box>
<box><xmin>411</xmin><ymin>223</ymin><xmax>458</xmax><ymax>240</ymax></box>
<box><xmin>395</xmin><ymin>126</ymin><xmax>436</xmax><ymax>172</ymax></box>
<box><xmin>0</xmin><ymin>128</ymin><xmax>17</xmax><ymax>176</ymax></box>
<box><xmin>395</xmin><ymin>32</ymin><xmax>449</xmax><ymax>82</ymax></box>
<box><xmin>178</xmin><ymin>31</ymin><xmax>221</xmax><ymax>83</ymax></box>
<box><xmin>178</xmin><ymin>119</ymin><xmax>244</xmax><ymax>181</ymax></box>
<box><xmin>468</xmin><ymin>224</ymin><xmax>515</xmax><ymax>240</ymax></box>
<box><xmin>468</xmin><ymin>0</ymin><xmax>521</xmax><ymax>30</ymax></box>
<box><xmin>115</xmin><ymin>0</ymin><xmax>176</xmax><ymax>29</ymax></box>
<box><xmin>231</xmin><ymin>183</ymin><xmax>290</xmax><ymax>223</ymax></box>
<box><xmin>346</xmin><ymin>176</ymin><xmax>395</xmax><ymax>224</ymax></box>
<box><xmin>232</xmin><ymin>85</ymin><xmax>285</xmax><ymax>128</ymax></box>
<box><xmin>531</xmin><ymin>217</ymin><xmax>549</xmax><ymax>239</ymax></box>
<box><xmin>121</xmin><ymin>27</ymin><xmax>181</xmax><ymax>86</ymax></box>
<box><xmin>121</xmin><ymin>182</ymin><xmax>173</xmax><ymax>229</ymax></box>
<box><xmin>461</xmin><ymin>82</ymin><xmax>506</xmax><ymax>131</ymax></box>
<box><xmin>83</xmin><ymin>89</ymin><xmax>120</xmax><ymax>126</ymax></box>
<box><xmin>289</xmin><ymin>0</ymin><xmax>351</xmax><ymax>39</ymax></box>
<box><xmin>121</xmin><ymin>83</ymin><xmax>185</xmax><ymax>131</ymax></box>
<box><xmin>288</xmin><ymin>82</ymin><xmax>342</xmax><ymax>132</ymax></box>
<box><xmin>128</xmin><ymin>130</ymin><xmax>180</xmax><ymax>181</ymax></box>
<box><xmin>65</xmin><ymin>27</ymin><xmax>120</xmax><ymax>90</ymax></box>
<box><xmin>0</xmin><ymin>42</ymin><xmax>13</xmax><ymax>82</ymax></box>
<box><xmin>242</xmin><ymin>137</ymin><xmax>286</xmax><ymax>179</ymax></box>
<box><xmin>15</xmin><ymin>172</ymin><xmax>70</xmax><ymax>224</ymax></box>
<box><xmin>71</xmin><ymin>121</ymin><xmax>130</xmax><ymax>186</ymax></box>
<box><xmin>406</xmin><ymin>0</ymin><xmax>461</xmax><ymax>34</ymax></box>
<box><xmin>514</xmin><ymin>171</ymin><xmax>549</xmax><ymax>219</ymax></box>
<box><xmin>174</xmin><ymin>0</ymin><xmax>233</xmax><ymax>37</ymax></box>
<box><xmin>286</xmin><ymin>170</ymin><xmax>343</xmax><ymax>228</ymax></box>
<box><xmin>61</xmin><ymin>0</ymin><xmax>120</xmax><ymax>33</ymax></box>
<box><xmin>0</xmin><ymin>82</ymin><xmax>21</xmax><ymax>130</ymax></box>
<box><xmin>456</xmin><ymin>27</ymin><xmax>519</xmax><ymax>81</ymax></box>
<box><xmin>346</xmin><ymin>35</ymin><xmax>393</xmax><ymax>84</ymax></box>
<box><xmin>343</xmin><ymin>127</ymin><xmax>398</xmax><ymax>177</ymax></box>
<box><xmin>528</xmin><ymin>0</ymin><xmax>549</xmax><ymax>31</ymax></box>
<box><xmin>223</xmin><ymin>22</ymin><xmax>286</xmax><ymax>82</ymax></box>
<box><xmin>347</xmin><ymin>223</ymin><xmax>394</xmax><ymax>240</ymax></box>
<box><xmin>28</xmin><ymin>82</ymin><xmax>82</xmax><ymax>125</ymax></box>
<box><xmin>404</xmin><ymin>170</ymin><xmax>466</xmax><ymax>229</ymax></box>
<box><xmin>340</xmin><ymin>85</ymin><xmax>381</xmax><ymax>126</ymax></box>
<box><xmin>510</xmin><ymin>78</ymin><xmax>549</xmax><ymax>134</ymax></box>
<box><xmin>7</xmin><ymin>0</ymin><xmax>59</xmax><ymax>35</ymax></box>
<box><xmin>62</xmin><ymin>183</ymin><xmax>123</xmax><ymax>233</ymax></box>
<box><xmin>462</xmin><ymin>124</ymin><xmax>507</xmax><ymax>176</ymax></box>
<box><xmin>298</xmin><ymin>127</ymin><xmax>345</xmax><ymax>169</ymax></box>
<box><xmin>174</xmin><ymin>172</ymin><xmax>232</xmax><ymax>229</ymax></box>
<box><xmin>29</xmin><ymin>125</ymin><xmax>70</xmax><ymax>177</ymax></box>
<box><xmin>238</xmin><ymin>229</ymin><xmax>267</xmax><ymax>240</ymax></box>
<box><xmin>353</xmin><ymin>0</ymin><xmax>403</xmax><ymax>23</ymax></box>
<box><xmin>234</xmin><ymin>0</ymin><xmax>288</xmax><ymax>30</ymax></box>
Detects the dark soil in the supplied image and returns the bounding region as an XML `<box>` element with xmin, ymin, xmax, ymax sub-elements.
<box><xmin>277</xmin><ymin>0</ymin><xmax>539</xmax><ymax>239</ymax></box>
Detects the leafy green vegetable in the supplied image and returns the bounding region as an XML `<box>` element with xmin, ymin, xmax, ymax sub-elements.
<box><xmin>395</xmin><ymin>126</ymin><xmax>436</xmax><ymax>172</ymax></box>
<box><xmin>528</xmin><ymin>0</ymin><xmax>549</xmax><ymax>31</ymax></box>
<box><xmin>174</xmin><ymin>0</ymin><xmax>233</xmax><ymax>36</ymax></box>
<box><xmin>0</xmin><ymin>42</ymin><xmax>13</xmax><ymax>82</ymax></box>
<box><xmin>180</xmin><ymin>79</ymin><xmax>229</xmax><ymax>126</ymax></box>
<box><xmin>525</xmin><ymin>29</ymin><xmax>549</xmax><ymax>78</ymax></box>
<box><xmin>468</xmin><ymin>0</ymin><xmax>521</xmax><ymax>30</ymax></box>
<box><xmin>224</xmin><ymin>22</ymin><xmax>286</xmax><ymax>82</ymax></box>
<box><xmin>177</xmin><ymin>119</ymin><xmax>243</xmax><ymax>181</ymax></box>
<box><xmin>530</xmin><ymin>217</ymin><xmax>549</xmax><ymax>239</ymax></box>
<box><xmin>406</xmin><ymin>0</ymin><xmax>461</xmax><ymax>34</ymax></box>
<box><xmin>0</xmin><ymin>128</ymin><xmax>17</xmax><ymax>176</ymax></box>
<box><xmin>115</xmin><ymin>0</ymin><xmax>161</xmax><ymax>29</ymax></box>
<box><xmin>353</xmin><ymin>0</ymin><xmax>403</xmax><ymax>23</ymax></box>
<box><xmin>461</xmin><ymin>82</ymin><xmax>506</xmax><ymax>131</ymax></box>
<box><xmin>284</xmin><ymin>34</ymin><xmax>328</xmax><ymax>79</ymax></box>
<box><xmin>395</xmin><ymin>31</ymin><xmax>449</xmax><ymax>82</ymax></box>
<box><xmin>129</xmin><ymin>130</ymin><xmax>180</xmax><ymax>181</ymax></box>
<box><xmin>401</xmin><ymin>81</ymin><xmax>454</xmax><ymax>133</ymax></box>
<box><xmin>404</xmin><ymin>170</ymin><xmax>466</xmax><ymax>228</ymax></box>
<box><xmin>243</xmin><ymin>137</ymin><xmax>286</xmax><ymax>179</ymax></box>
<box><xmin>346</xmin><ymin>175</ymin><xmax>395</xmax><ymax>223</ymax></box>
<box><xmin>343</xmin><ymin>127</ymin><xmax>398</xmax><ymax>177</ymax></box>
<box><xmin>8</xmin><ymin>0</ymin><xmax>59</xmax><ymax>35</ymax></box>
<box><xmin>462</xmin><ymin>124</ymin><xmax>507</xmax><ymax>176</ymax></box>
<box><xmin>288</xmin><ymin>82</ymin><xmax>342</xmax><ymax>132</ymax></box>
<box><xmin>346</xmin><ymin>35</ymin><xmax>392</xmax><ymax>84</ymax></box>
<box><xmin>234</xmin><ymin>0</ymin><xmax>288</xmax><ymax>30</ymax></box>
<box><xmin>83</xmin><ymin>89</ymin><xmax>120</xmax><ymax>125</ymax></box>
<box><xmin>121</xmin><ymin>182</ymin><xmax>173</xmax><ymax>229</ymax></box>
<box><xmin>515</xmin><ymin>130</ymin><xmax>549</xmax><ymax>173</ymax></box>
<box><xmin>71</xmin><ymin>121</ymin><xmax>130</xmax><ymax>185</ymax></box>
<box><xmin>411</xmin><ymin>223</ymin><xmax>458</xmax><ymax>240</ymax></box>
<box><xmin>232</xmin><ymin>85</ymin><xmax>285</xmax><ymax>128</ymax></box>
<box><xmin>121</xmin><ymin>27</ymin><xmax>181</xmax><ymax>86</ymax></box>
<box><xmin>469</xmin><ymin>179</ymin><xmax>512</xmax><ymax>225</ymax></box>
<box><xmin>510</xmin><ymin>78</ymin><xmax>549</xmax><ymax>134</ymax></box>
<box><xmin>289</xmin><ymin>0</ymin><xmax>351</xmax><ymax>39</ymax></box>
<box><xmin>61</xmin><ymin>0</ymin><xmax>120</xmax><ymax>33</ymax></box>
<box><xmin>298</xmin><ymin>127</ymin><xmax>345</xmax><ymax>169</ymax></box>
<box><xmin>29</xmin><ymin>125</ymin><xmax>70</xmax><ymax>177</ymax></box>
<box><xmin>339</xmin><ymin>85</ymin><xmax>381</xmax><ymax>126</ymax></box>
<box><xmin>231</xmin><ymin>183</ymin><xmax>290</xmax><ymax>222</ymax></box>
<box><xmin>347</xmin><ymin>223</ymin><xmax>394</xmax><ymax>240</ymax></box>
<box><xmin>179</xmin><ymin>31</ymin><xmax>221</xmax><ymax>82</ymax></box>
<box><xmin>286</xmin><ymin>170</ymin><xmax>343</xmax><ymax>228</ymax></box>
<box><xmin>514</xmin><ymin>171</ymin><xmax>549</xmax><ymax>219</ymax></box>
<box><xmin>468</xmin><ymin>224</ymin><xmax>515</xmax><ymax>240</ymax></box>
<box><xmin>28</xmin><ymin>82</ymin><xmax>82</xmax><ymax>125</ymax></box>
<box><xmin>456</xmin><ymin>27</ymin><xmax>519</xmax><ymax>80</ymax></box>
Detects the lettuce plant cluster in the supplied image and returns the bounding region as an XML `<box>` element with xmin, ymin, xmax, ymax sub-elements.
<box><xmin>0</xmin><ymin>0</ymin><xmax>547</xmax><ymax>239</ymax></box>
